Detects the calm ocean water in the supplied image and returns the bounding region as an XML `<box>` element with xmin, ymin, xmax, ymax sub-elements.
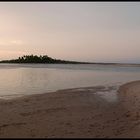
<box><xmin>0</xmin><ymin>63</ymin><xmax>140</xmax><ymax>99</ymax></box>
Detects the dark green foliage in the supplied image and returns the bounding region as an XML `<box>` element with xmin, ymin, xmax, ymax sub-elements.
<box><xmin>0</xmin><ymin>54</ymin><xmax>89</xmax><ymax>64</ymax></box>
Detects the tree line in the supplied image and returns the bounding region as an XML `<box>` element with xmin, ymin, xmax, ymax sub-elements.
<box><xmin>0</xmin><ymin>54</ymin><xmax>89</xmax><ymax>64</ymax></box>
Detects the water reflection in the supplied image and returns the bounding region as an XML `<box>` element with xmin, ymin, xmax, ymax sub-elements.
<box><xmin>0</xmin><ymin>64</ymin><xmax>140</xmax><ymax>98</ymax></box>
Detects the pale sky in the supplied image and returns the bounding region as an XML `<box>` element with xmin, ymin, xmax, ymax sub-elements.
<box><xmin>0</xmin><ymin>2</ymin><xmax>140</xmax><ymax>63</ymax></box>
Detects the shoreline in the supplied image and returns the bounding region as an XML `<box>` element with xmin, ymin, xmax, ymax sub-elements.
<box><xmin>0</xmin><ymin>84</ymin><xmax>120</xmax><ymax>100</ymax></box>
<box><xmin>1</xmin><ymin>62</ymin><xmax>140</xmax><ymax>67</ymax></box>
<box><xmin>0</xmin><ymin>81</ymin><xmax>140</xmax><ymax>138</ymax></box>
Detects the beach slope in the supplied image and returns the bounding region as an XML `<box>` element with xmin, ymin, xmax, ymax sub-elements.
<box><xmin>0</xmin><ymin>82</ymin><xmax>140</xmax><ymax>138</ymax></box>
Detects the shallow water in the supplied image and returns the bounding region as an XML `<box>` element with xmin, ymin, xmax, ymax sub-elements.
<box><xmin>0</xmin><ymin>63</ymin><xmax>140</xmax><ymax>99</ymax></box>
<box><xmin>94</xmin><ymin>86</ymin><xmax>119</xmax><ymax>103</ymax></box>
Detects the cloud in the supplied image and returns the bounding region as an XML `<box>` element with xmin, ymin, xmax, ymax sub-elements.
<box><xmin>10</xmin><ymin>40</ymin><xmax>23</xmax><ymax>45</ymax></box>
<box><xmin>0</xmin><ymin>39</ymin><xmax>23</xmax><ymax>46</ymax></box>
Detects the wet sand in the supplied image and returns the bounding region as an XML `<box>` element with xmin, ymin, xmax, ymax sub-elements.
<box><xmin>0</xmin><ymin>81</ymin><xmax>140</xmax><ymax>138</ymax></box>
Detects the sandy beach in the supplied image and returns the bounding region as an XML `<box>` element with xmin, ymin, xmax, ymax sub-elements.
<box><xmin>0</xmin><ymin>81</ymin><xmax>140</xmax><ymax>138</ymax></box>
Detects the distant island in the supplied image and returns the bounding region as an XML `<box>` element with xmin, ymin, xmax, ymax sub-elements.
<box><xmin>0</xmin><ymin>54</ymin><xmax>140</xmax><ymax>66</ymax></box>
<box><xmin>0</xmin><ymin>54</ymin><xmax>90</xmax><ymax>64</ymax></box>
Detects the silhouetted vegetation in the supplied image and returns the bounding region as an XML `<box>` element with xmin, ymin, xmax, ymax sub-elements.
<box><xmin>1</xmin><ymin>54</ymin><xmax>136</xmax><ymax>65</ymax></box>
<box><xmin>0</xmin><ymin>54</ymin><xmax>90</xmax><ymax>64</ymax></box>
